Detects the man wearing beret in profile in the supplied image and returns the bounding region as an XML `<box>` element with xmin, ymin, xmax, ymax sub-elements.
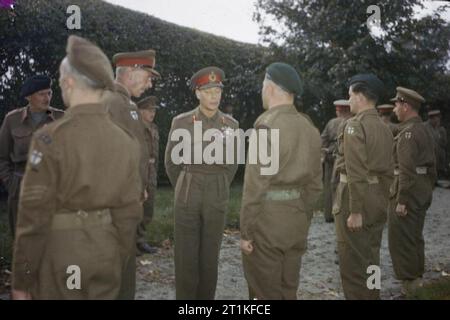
<box><xmin>0</xmin><ymin>75</ymin><xmax>64</xmax><ymax>238</ymax></box>
<box><xmin>240</xmin><ymin>62</ymin><xmax>322</xmax><ymax>299</ymax></box>
<box><xmin>333</xmin><ymin>74</ymin><xmax>394</xmax><ymax>299</ymax></box>
<box><xmin>11</xmin><ymin>35</ymin><xmax>142</xmax><ymax>300</ymax></box>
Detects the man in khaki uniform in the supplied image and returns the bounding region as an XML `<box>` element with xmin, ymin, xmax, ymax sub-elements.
<box><xmin>240</xmin><ymin>62</ymin><xmax>322</xmax><ymax>300</ymax></box>
<box><xmin>165</xmin><ymin>67</ymin><xmax>239</xmax><ymax>300</ymax></box>
<box><xmin>377</xmin><ymin>104</ymin><xmax>398</xmax><ymax>136</ymax></box>
<box><xmin>136</xmin><ymin>96</ymin><xmax>160</xmax><ymax>254</ymax></box>
<box><xmin>333</xmin><ymin>74</ymin><xmax>394</xmax><ymax>300</ymax></box>
<box><xmin>0</xmin><ymin>75</ymin><xmax>64</xmax><ymax>237</ymax></box>
<box><xmin>388</xmin><ymin>87</ymin><xmax>436</xmax><ymax>295</ymax></box>
<box><xmin>321</xmin><ymin>100</ymin><xmax>351</xmax><ymax>223</ymax></box>
<box><xmin>11</xmin><ymin>35</ymin><xmax>142</xmax><ymax>300</ymax></box>
<box><xmin>424</xmin><ymin>109</ymin><xmax>448</xmax><ymax>179</ymax></box>
<box><xmin>104</xmin><ymin>50</ymin><xmax>160</xmax><ymax>299</ymax></box>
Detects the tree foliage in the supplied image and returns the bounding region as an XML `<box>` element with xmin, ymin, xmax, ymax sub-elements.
<box><xmin>254</xmin><ymin>0</ymin><xmax>450</xmax><ymax>127</ymax></box>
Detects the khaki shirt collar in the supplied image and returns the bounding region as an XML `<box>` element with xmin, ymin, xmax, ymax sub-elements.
<box><xmin>21</xmin><ymin>105</ymin><xmax>58</xmax><ymax>123</ymax></box>
<box><xmin>66</xmin><ymin>103</ymin><xmax>108</xmax><ymax>116</ymax></box>
<box><xmin>195</xmin><ymin>106</ymin><xmax>220</xmax><ymax>123</ymax></box>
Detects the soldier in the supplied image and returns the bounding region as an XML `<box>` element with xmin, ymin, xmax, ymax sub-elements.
<box><xmin>11</xmin><ymin>35</ymin><xmax>142</xmax><ymax>300</ymax></box>
<box><xmin>388</xmin><ymin>87</ymin><xmax>436</xmax><ymax>295</ymax></box>
<box><xmin>424</xmin><ymin>109</ymin><xmax>448</xmax><ymax>179</ymax></box>
<box><xmin>164</xmin><ymin>66</ymin><xmax>239</xmax><ymax>300</ymax></box>
<box><xmin>377</xmin><ymin>104</ymin><xmax>398</xmax><ymax>136</ymax></box>
<box><xmin>136</xmin><ymin>96</ymin><xmax>160</xmax><ymax>254</ymax></box>
<box><xmin>240</xmin><ymin>62</ymin><xmax>322</xmax><ymax>300</ymax></box>
<box><xmin>333</xmin><ymin>74</ymin><xmax>394</xmax><ymax>300</ymax></box>
<box><xmin>104</xmin><ymin>49</ymin><xmax>160</xmax><ymax>299</ymax></box>
<box><xmin>321</xmin><ymin>100</ymin><xmax>351</xmax><ymax>223</ymax></box>
<box><xmin>0</xmin><ymin>75</ymin><xmax>64</xmax><ymax>238</ymax></box>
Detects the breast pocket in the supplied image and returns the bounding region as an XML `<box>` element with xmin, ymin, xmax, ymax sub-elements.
<box><xmin>11</xmin><ymin>127</ymin><xmax>33</xmax><ymax>158</ymax></box>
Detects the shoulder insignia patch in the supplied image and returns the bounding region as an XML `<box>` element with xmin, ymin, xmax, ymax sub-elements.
<box><xmin>29</xmin><ymin>150</ymin><xmax>43</xmax><ymax>166</ymax></box>
<box><xmin>404</xmin><ymin>131</ymin><xmax>412</xmax><ymax>139</ymax></box>
<box><xmin>130</xmin><ymin>110</ymin><xmax>139</xmax><ymax>121</ymax></box>
<box><xmin>346</xmin><ymin>126</ymin><xmax>355</xmax><ymax>135</ymax></box>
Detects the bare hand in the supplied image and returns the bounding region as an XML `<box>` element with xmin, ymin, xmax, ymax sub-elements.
<box><xmin>347</xmin><ymin>213</ymin><xmax>363</xmax><ymax>232</ymax></box>
<box><xmin>12</xmin><ymin>289</ymin><xmax>32</xmax><ymax>300</ymax></box>
<box><xmin>240</xmin><ymin>239</ymin><xmax>254</xmax><ymax>255</ymax></box>
<box><xmin>395</xmin><ymin>203</ymin><xmax>408</xmax><ymax>217</ymax></box>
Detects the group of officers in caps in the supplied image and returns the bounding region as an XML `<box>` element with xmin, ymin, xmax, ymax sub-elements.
<box><xmin>0</xmin><ymin>33</ymin><xmax>445</xmax><ymax>300</ymax></box>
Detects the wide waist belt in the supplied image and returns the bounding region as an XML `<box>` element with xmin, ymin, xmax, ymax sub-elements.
<box><xmin>339</xmin><ymin>173</ymin><xmax>379</xmax><ymax>184</ymax></box>
<box><xmin>265</xmin><ymin>189</ymin><xmax>301</xmax><ymax>201</ymax></box>
<box><xmin>394</xmin><ymin>167</ymin><xmax>428</xmax><ymax>176</ymax></box>
<box><xmin>182</xmin><ymin>165</ymin><xmax>226</xmax><ymax>175</ymax></box>
<box><xmin>51</xmin><ymin>209</ymin><xmax>111</xmax><ymax>230</ymax></box>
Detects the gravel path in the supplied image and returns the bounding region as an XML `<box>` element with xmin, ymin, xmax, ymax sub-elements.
<box><xmin>135</xmin><ymin>187</ymin><xmax>450</xmax><ymax>300</ymax></box>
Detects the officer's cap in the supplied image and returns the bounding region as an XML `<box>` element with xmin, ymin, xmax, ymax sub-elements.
<box><xmin>190</xmin><ymin>67</ymin><xmax>225</xmax><ymax>91</ymax></box>
<box><xmin>390</xmin><ymin>86</ymin><xmax>425</xmax><ymax>110</ymax></box>
<box><xmin>333</xmin><ymin>99</ymin><xmax>350</xmax><ymax>110</ymax></box>
<box><xmin>137</xmin><ymin>96</ymin><xmax>159</xmax><ymax>110</ymax></box>
<box><xmin>377</xmin><ymin>104</ymin><xmax>395</xmax><ymax>114</ymax></box>
<box><xmin>113</xmin><ymin>50</ymin><xmax>161</xmax><ymax>78</ymax></box>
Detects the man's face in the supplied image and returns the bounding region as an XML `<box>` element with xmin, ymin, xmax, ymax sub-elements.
<box><xmin>129</xmin><ymin>69</ymin><xmax>153</xmax><ymax>98</ymax></box>
<box><xmin>196</xmin><ymin>86</ymin><xmax>222</xmax><ymax>112</ymax></box>
<box><xmin>140</xmin><ymin>109</ymin><xmax>156</xmax><ymax>123</ymax></box>
<box><xmin>348</xmin><ymin>86</ymin><xmax>360</xmax><ymax>114</ymax></box>
<box><xmin>429</xmin><ymin>115</ymin><xmax>441</xmax><ymax>127</ymax></box>
<box><xmin>393</xmin><ymin>101</ymin><xmax>407</xmax><ymax>122</ymax></box>
<box><xmin>262</xmin><ymin>78</ymin><xmax>270</xmax><ymax>110</ymax></box>
<box><xmin>26</xmin><ymin>88</ymin><xmax>52</xmax><ymax>111</ymax></box>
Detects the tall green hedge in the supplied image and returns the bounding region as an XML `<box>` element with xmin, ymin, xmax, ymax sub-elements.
<box><xmin>0</xmin><ymin>0</ymin><xmax>273</xmax><ymax>183</ymax></box>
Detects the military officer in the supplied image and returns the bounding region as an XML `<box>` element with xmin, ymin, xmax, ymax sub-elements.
<box><xmin>333</xmin><ymin>74</ymin><xmax>394</xmax><ymax>300</ymax></box>
<box><xmin>164</xmin><ymin>66</ymin><xmax>239</xmax><ymax>300</ymax></box>
<box><xmin>104</xmin><ymin>49</ymin><xmax>160</xmax><ymax>299</ymax></box>
<box><xmin>0</xmin><ymin>75</ymin><xmax>64</xmax><ymax>237</ymax></box>
<box><xmin>240</xmin><ymin>62</ymin><xmax>322</xmax><ymax>300</ymax></box>
<box><xmin>388</xmin><ymin>87</ymin><xmax>436</xmax><ymax>295</ymax></box>
<box><xmin>424</xmin><ymin>109</ymin><xmax>448</xmax><ymax>179</ymax></box>
<box><xmin>377</xmin><ymin>104</ymin><xmax>398</xmax><ymax>135</ymax></box>
<box><xmin>12</xmin><ymin>35</ymin><xmax>142</xmax><ymax>300</ymax></box>
<box><xmin>321</xmin><ymin>100</ymin><xmax>351</xmax><ymax>223</ymax></box>
<box><xmin>136</xmin><ymin>96</ymin><xmax>160</xmax><ymax>254</ymax></box>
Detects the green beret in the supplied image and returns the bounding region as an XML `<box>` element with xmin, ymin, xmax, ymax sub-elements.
<box><xmin>348</xmin><ymin>73</ymin><xmax>385</xmax><ymax>97</ymax></box>
<box><xmin>266</xmin><ymin>62</ymin><xmax>303</xmax><ymax>95</ymax></box>
<box><xmin>20</xmin><ymin>75</ymin><xmax>52</xmax><ymax>98</ymax></box>
<box><xmin>66</xmin><ymin>35</ymin><xmax>115</xmax><ymax>91</ymax></box>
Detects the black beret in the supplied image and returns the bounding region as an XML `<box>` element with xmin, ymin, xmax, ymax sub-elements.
<box><xmin>20</xmin><ymin>75</ymin><xmax>52</xmax><ymax>98</ymax></box>
<box><xmin>348</xmin><ymin>73</ymin><xmax>385</xmax><ymax>97</ymax></box>
<box><xmin>266</xmin><ymin>62</ymin><xmax>303</xmax><ymax>95</ymax></box>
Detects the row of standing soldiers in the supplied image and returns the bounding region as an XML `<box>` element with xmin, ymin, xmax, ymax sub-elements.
<box><xmin>322</xmin><ymin>83</ymin><xmax>444</xmax><ymax>298</ymax></box>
